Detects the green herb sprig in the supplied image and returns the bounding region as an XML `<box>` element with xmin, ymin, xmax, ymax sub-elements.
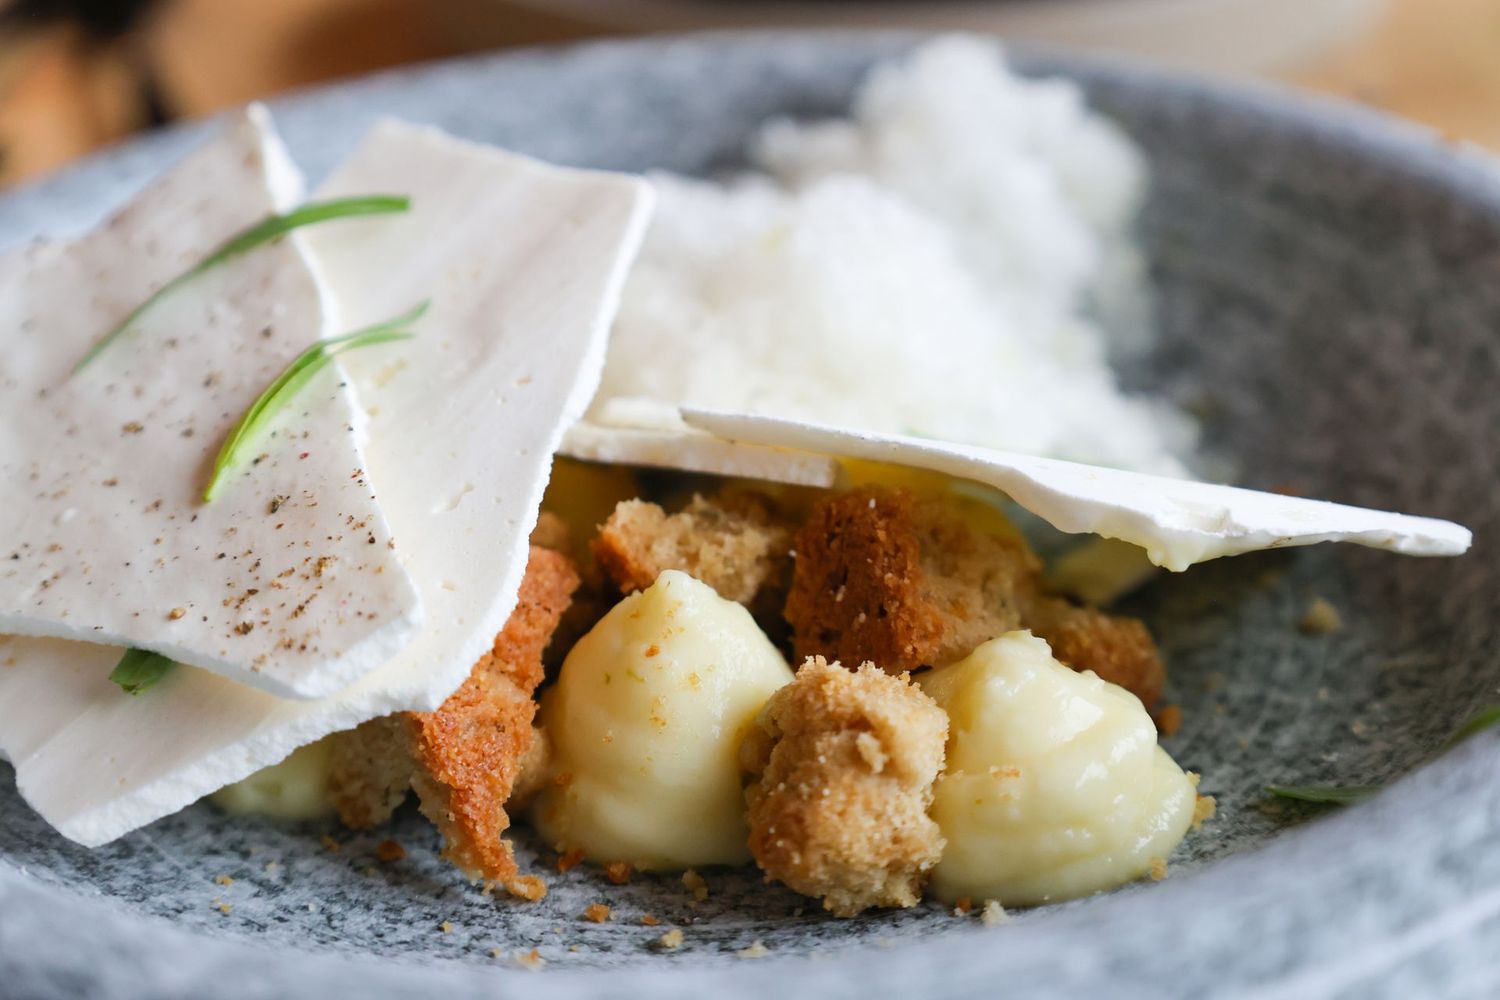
<box><xmin>109</xmin><ymin>647</ymin><xmax>176</xmax><ymax>695</ymax></box>
<box><xmin>1266</xmin><ymin>703</ymin><xmax>1500</xmax><ymax>807</ymax></box>
<box><xmin>1265</xmin><ymin>784</ymin><xmax>1379</xmax><ymax>806</ymax></box>
<box><xmin>202</xmin><ymin>301</ymin><xmax>428</xmax><ymax>503</ymax></box>
<box><xmin>72</xmin><ymin>195</ymin><xmax>410</xmax><ymax>374</ymax></box>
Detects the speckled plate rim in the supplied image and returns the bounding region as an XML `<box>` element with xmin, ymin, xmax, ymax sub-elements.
<box><xmin>2</xmin><ymin>31</ymin><xmax>1499</xmax><ymax>1000</ymax></box>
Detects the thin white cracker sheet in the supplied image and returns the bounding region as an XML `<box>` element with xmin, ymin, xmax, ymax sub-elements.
<box><xmin>680</xmin><ymin>409</ymin><xmax>1472</xmax><ymax>571</ymax></box>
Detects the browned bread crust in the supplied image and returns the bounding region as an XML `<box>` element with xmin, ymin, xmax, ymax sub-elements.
<box><xmin>327</xmin><ymin>545</ymin><xmax>579</xmax><ymax>897</ymax></box>
<box><xmin>784</xmin><ymin>486</ymin><xmax>1165</xmax><ymax>705</ymax></box>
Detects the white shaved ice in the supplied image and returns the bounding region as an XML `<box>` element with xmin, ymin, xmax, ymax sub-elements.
<box><xmin>593</xmin><ymin>36</ymin><xmax>1197</xmax><ymax>477</ymax></box>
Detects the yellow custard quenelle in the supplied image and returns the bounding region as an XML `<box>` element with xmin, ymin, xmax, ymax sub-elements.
<box><xmin>919</xmin><ymin>631</ymin><xmax>1199</xmax><ymax>905</ymax></box>
<box><xmin>532</xmin><ymin>571</ymin><xmax>793</xmax><ymax>869</ymax></box>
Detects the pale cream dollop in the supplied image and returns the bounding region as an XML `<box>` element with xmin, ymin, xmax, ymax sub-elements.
<box><xmin>919</xmin><ymin>631</ymin><xmax>1194</xmax><ymax>905</ymax></box>
<box><xmin>532</xmin><ymin>570</ymin><xmax>793</xmax><ymax>869</ymax></box>
<box><xmin>209</xmin><ymin>738</ymin><xmax>336</xmax><ymax>821</ymax></box>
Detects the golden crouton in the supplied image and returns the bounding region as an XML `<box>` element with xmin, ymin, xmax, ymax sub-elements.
<box><xmin>327</xmin><ymin>545</ymin><xmax>578</xmax><ymax>896</ymax></box>
<box><xmin>592</xmin><ymin>493</ymin><xmax>792</xmax><ymax>606</ymax></box>
<box><xmin>784</xmin><ymin>486</ymin><xmax>1165</xmax><ymax>706</ymax></box>
<box><xmin>741</xmin><ymin>657</ymin><xmax>947</xmax><ymax>917</ymax></box>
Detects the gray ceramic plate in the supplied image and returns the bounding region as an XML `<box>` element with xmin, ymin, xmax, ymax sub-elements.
<box><xmin>2</xmin><ymin>32</ymin><xmax>1498</xmax><ymax>1000</ymax></box>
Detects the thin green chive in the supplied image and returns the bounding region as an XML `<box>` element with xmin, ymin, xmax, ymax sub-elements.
<box><xmin>72</xmin><ymin>194</ymin><xmax>410</xmax><ymax>374</ymax></box>
<box><xmin>202</xmin><ymin>301</ymin><xmax>428</xmax><ymax>503</ymax></box>
<box><xmin>1264</xmin><ymin>784</ymin><xmax>1380</xmax><ymax>806</ymax></box>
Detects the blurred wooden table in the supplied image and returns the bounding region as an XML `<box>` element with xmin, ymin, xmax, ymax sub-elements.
<box><xmin>0</xmin><ymin>0</ymin><xmax>1497</xmax><ymax>189</ymax></box>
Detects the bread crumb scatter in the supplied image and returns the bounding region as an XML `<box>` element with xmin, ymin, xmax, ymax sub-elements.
<box><xmin>583</xmin><ymin>903</ymin><xmax>612</xmax><ymax>923</ymax></box>
<box><xmin>658</xmin><ymin>929</ymin><xmax>685</xmax><ymax>951</ymax></box>
<box><xmin>1192</xmin><ymin>794</ymin><xmax>1218</xmax><ymax>829</ymax></box>
<box><xmin>507</xmin><ymin>875</ymin><xmax>548</xmax><ymax>902</ymax></box>
<box><xmin>953</xmin><ymin>896</ymin><xmax>974</xmax><ymax>915</ymax></box>
<box><xmin>1148</xmin><ymin>857</ymin><xmax>1168</xmax><ymax>881</ymax></box>
<box><xmin>981</xmin><ymin>900</ymin><xmax>1009</xmax><ymax>927</ymax></box>
<box><xmin>440</xmin><ymin>921</ymin><xmax>454</xmax><ymax>934</ymax></box>
<box><xmin>682</xmin><ymin>869</ymin><xmax>709</xmax><ymax>902</ymax></box>
<box><xmin>375</xmin><ymin>839</ymin><xmax>406</xmax><ymax>862</ymax></box>
<box><xmin>213</xmin><ymin>874</ymin><xmax>234</xmax><ymax>886</ymax></box>
<box><xmin>1299</xmin><ymin>598</ymin><xmax>1343</xmax><ymax>635</ymax></box>
<box><xmin>556</xmin><ymin>849</ymin><xmax>585</xmax><ymax>873</ymax></box>
<box><xmin>738</xmin><ymin>940</ymin><xmax>770</xmax><ymax>959</ymax></box>
<box><xmin>640</xmin><ymin>915</ymin><xmax>661</xmax><ymax>927</ymax></box>
<box><xmin>604</xmin><ymin>861</ymin><xmax>632</xmax><ymax>885</ymax></box>
<box><xmin>515</xmin><ymin>949</ymin><xmax>546</xmax><ymax>971</ymax></box>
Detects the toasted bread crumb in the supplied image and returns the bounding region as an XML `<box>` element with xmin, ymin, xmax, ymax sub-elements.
<box><xmin>372</xmin><ymin>839</ymin><xmax>405</xmax><ymax>863</ymax></box>
<box><xmin>604</xmin><ymin>861</ymin><xmax>632</xmax><ymax>885</ymax></box>
<box><xmin>953</xmin><ymin>896</ymin><xmax>973</xmax><ymax>915</ymax></box>
<box><xmin>1154</xmin><ymin>703</ymin><xmax>1183</xmax><ymax>738</ymax></box>
<box><xmin>213</xmin><ymin>874</ymin><xmax>234</xmax><ymax>886</ymax></box>
<box><xmin>981</xmin><ymin>900</ymin><xmax>1009</xmax><ymax>927</ymax></box>
<box><xmin>514</xmin><ymin>948</ymin><xmax>546</xmax><ymax>971</ymax></box>
<box><xmin>640</xmin><ymin>915</ymin><xmax>661</xmax><ymax>927</ymax></box>
<box><xmin>530</xmin><ymin>511</ymin><xmax>572</xmax><ymax>553</ymax></box>
<box><xmin>556</xmin><ymin>849</ymin><xmax>585</xmax><ymax>874</ymax></box>
<box><xmin>439</xmin><ymin>921</ymin><xmax>454</xmax><ymax>934</ymax></box>
<box><xmin>583</xmin><ymin>903</ymin><xmax>612</xmax><ymax>923</ymax></box>
<box><xmin>1193</xmin><ymin>794</ymin><xmax>1218</xmax><ymax>829</ymax></box>
<box><xmin>212</xmin><ymin>899</ymin><xmax>231</xmax><ymax>915</ymax></box>
<box><xmin>742</xmin><ymin>657</ymin><xmax>947</xmax><ymax>917</ymax></box>
<box><xmin>681</xmin><ymin>869</ymin><xmax>709</xmax><ymax>902</ymax></box>
<box><xmin>1148</xmin><ymin>857</ymin><xmax>1168</xmax><ymax>881</ymax></box>
<box><xmin>737</xmin><ymin>940</ymin><xmax>770</xmax><ymax>959</ymax></box>
<box><xmin>1299</xmin><ymin>597</ymin><xmax>1343</xmax><ymax>635</ymax></box>
<box><xmin>506</xmin><ymin>875</ymin><xmax>548</xmax><ymax>902</ymax></box>
<box><xmin>657</xmin><ymin>929</ymin><xmax>685</xmax><ymax>951</ymax></box>
<box><xmin>785</xmin><ymin>487</ymin><xmax>1164</xmax><ymax>705</ymax></box>
<box><xmin>593</xmin><ymin>494</ymin><xmax>792</xmax><ymax>606</ymax></box>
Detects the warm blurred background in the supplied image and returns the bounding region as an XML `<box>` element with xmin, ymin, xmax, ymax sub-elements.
<box><xmin>0</xmin><ymin>0</ymin><xmax>1495</xmax><ymax>189</ymax></box>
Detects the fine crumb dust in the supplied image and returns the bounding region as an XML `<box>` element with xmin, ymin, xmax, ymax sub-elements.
<box><xmin>981</xmin><ymin>900</ymin><xmax>1009</xmax><ymax>927</ymax></box>
<box><xmin>1193</xmin><ymin>794</ymin><xmax>1218</xmax><ymax>829</ymax></box>
<box><xmin>682</xmin><ymin>869</ymin><xmax>709</xmax><ymax>902</ymax></box>
<box><xmin>657</xmin><ymin>929</ymin><xmax>685</xmax><ymax>951</ymax></box>
<box><xmin>375</xmin><ymin>839</ymin><xmax>406</xmax><ymax>862</ymax></box>
<box><xmin>1299</xmin><ymin>597</ymin><xmax>1343</xmax><ymax>635</ymax></box>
